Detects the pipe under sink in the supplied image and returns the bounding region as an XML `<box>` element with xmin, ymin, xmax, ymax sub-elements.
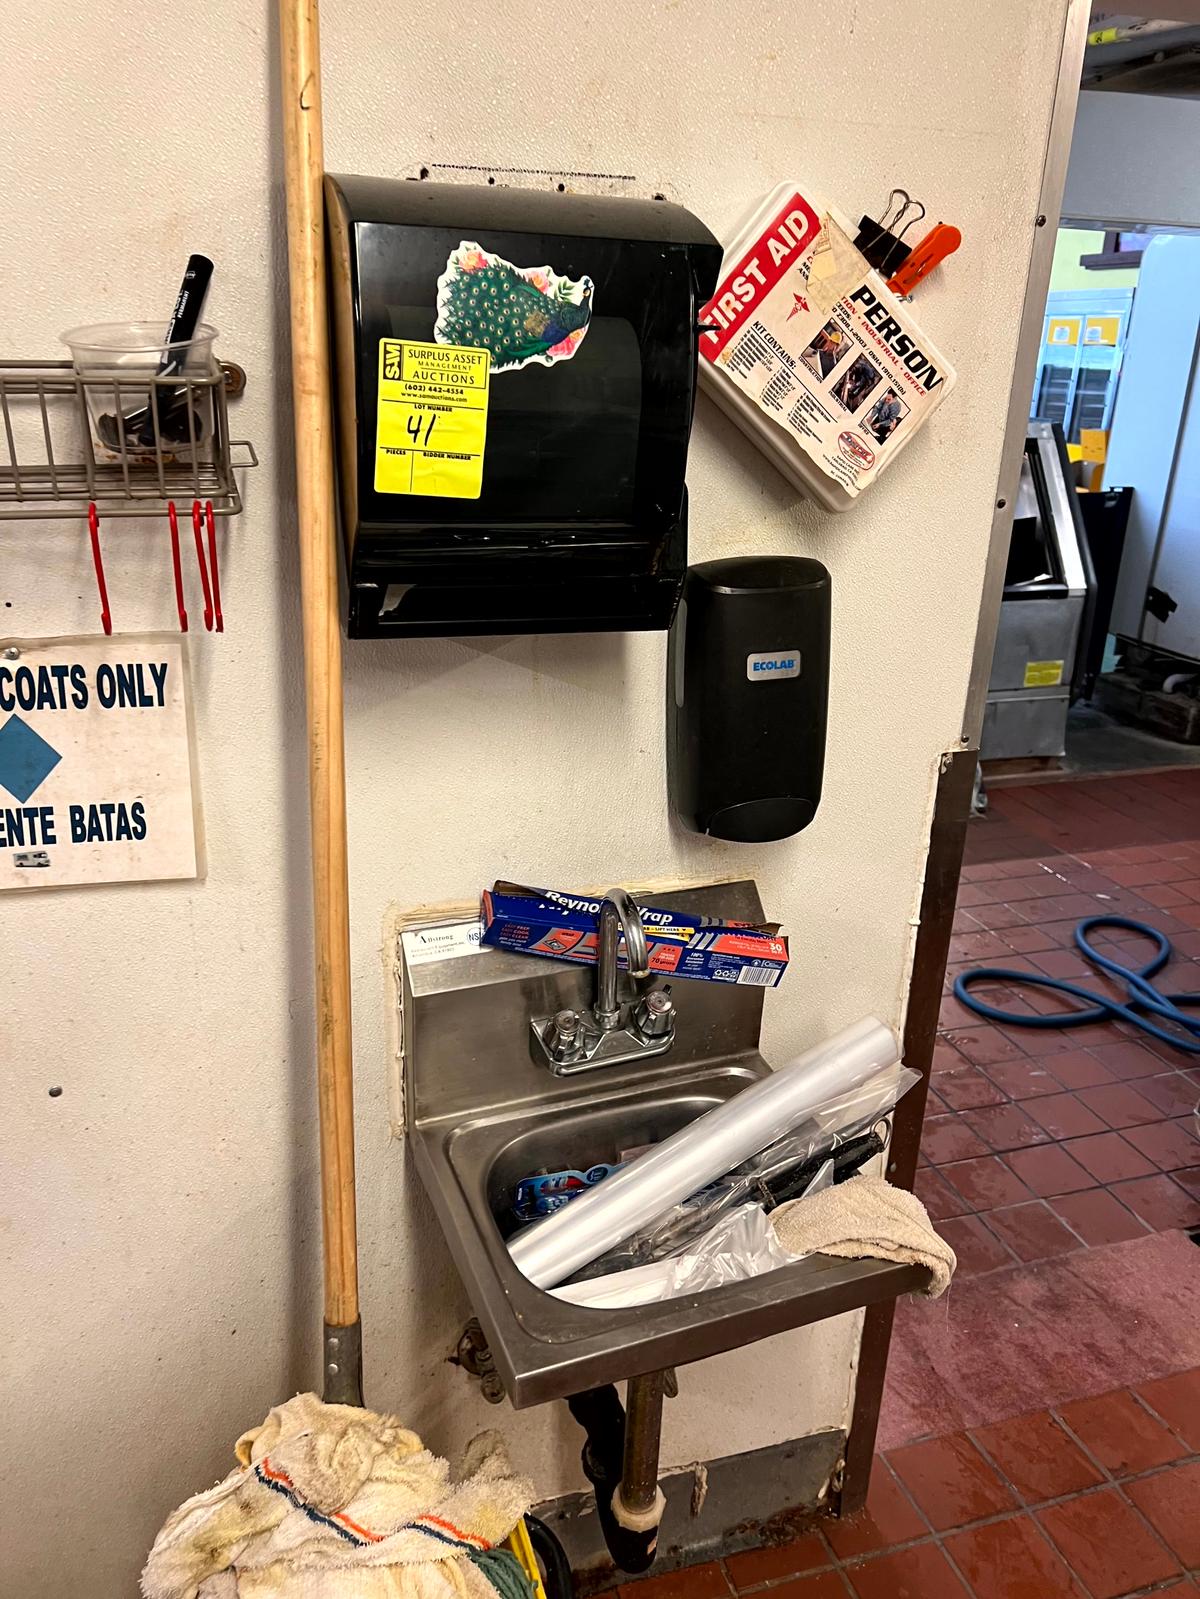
<box><xmin>402</xmin><ymin>881</ymin><xmax>928</xmax><ymax>1408</ymax></box>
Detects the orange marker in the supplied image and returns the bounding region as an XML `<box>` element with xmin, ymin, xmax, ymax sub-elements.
<box><xmin>887</xmin><ymin>223</ymin><xmax>962</xmax><ymax>297</ymax></box>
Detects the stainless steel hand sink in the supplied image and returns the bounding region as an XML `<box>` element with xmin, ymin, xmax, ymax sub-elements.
<box><xmin>402</xmin><ymin>881</ymin><xmax>927</xmax><ymax>1408</ymax></box>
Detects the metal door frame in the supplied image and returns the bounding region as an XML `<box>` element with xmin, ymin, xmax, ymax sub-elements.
<box><xmin>841</xmin><ymin>0</ymin><xmax>1092</xmax><ymax>1514</ymax></box>
<box><xmin>960</xmin><ymin>0</ymin><xmax>1094</xmax><ymax>751</ymax></box>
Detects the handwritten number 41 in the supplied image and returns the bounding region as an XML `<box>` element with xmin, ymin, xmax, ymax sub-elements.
<box><xmin>406</xmin><ymin>412</ymin><xmax>437</xmax><ymax>448</ymax></box>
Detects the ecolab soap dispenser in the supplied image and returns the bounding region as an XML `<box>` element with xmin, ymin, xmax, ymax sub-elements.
<box><xmin>668</xmin><ymin>556</ymin><xmax>831</xmax><ymax>842</ymax></box>
<box><xmin>324</xmin><ymin>177</ymin><xmax>722</xmax><ymax>638</ymax></box>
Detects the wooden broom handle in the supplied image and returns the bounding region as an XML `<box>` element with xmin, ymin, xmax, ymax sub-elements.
<box><xmin>278</xmin><ymin>0</ymin><xmax>361</xmax><ymax>1348</ymax></box>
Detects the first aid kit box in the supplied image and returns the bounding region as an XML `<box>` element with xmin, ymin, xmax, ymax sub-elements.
<box><xmin>698</xmin><ymin>183</ymin><xmax>956</xmax><ymax>512</ymax></box>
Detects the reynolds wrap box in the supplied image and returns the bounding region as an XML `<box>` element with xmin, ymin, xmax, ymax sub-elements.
<box><xmin>480</xmin><ymin>882</ymin><xmax>789</xmax><ymax>988</ymax></box>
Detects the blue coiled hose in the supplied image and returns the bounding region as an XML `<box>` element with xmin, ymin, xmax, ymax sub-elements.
<box><xmin>954</xmin><ymin>915</ymin><xmax>1200</xmax><ymax>1054</ymax></box>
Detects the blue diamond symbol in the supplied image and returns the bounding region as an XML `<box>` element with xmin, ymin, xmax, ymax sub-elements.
<box><xmin>0</xmin><ymin>714</ymin><xmax>62</xmax><ymax>803</ymax></box>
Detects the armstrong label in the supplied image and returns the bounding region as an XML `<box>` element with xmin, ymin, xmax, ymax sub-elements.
<box><xmin>746</xmin><ymin>650</ymin><xmax>801</xmax><ymax>681</ymax></box>
<box><xmin>699</xmin><ymin>189</ymin><xmax>955</xmax><ymax>498</ymax></box>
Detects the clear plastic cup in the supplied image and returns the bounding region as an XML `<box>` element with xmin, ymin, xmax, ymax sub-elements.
<box><xmin>61</xmin><ymin>321</ymin><xmax>218</xmax><ymax>458</ymax></box>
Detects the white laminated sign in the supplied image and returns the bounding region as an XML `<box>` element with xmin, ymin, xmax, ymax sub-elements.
<box><xmin>698</xmin><ymin>184</ymin><xmax>956</xmax><ymax>511</ymax></box>
<box><xmin>0</xmin><ymin>633</ymin><xmax>201</xmax><ymax>890</ymax></box>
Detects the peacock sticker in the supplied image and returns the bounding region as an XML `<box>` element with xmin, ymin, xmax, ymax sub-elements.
<box><xmin>434</xmin><ymin>242</ymin><xmax>594</xmax><ymax>375</ymax></box>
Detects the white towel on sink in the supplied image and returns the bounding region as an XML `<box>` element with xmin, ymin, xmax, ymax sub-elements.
<box><xmin>770</xmin><ymin>1174</ymin><xmax>956</xmax><ymax>1297</ymax></box>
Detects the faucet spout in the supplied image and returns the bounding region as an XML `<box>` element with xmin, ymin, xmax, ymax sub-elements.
<box><xmin>594</xmin><ymin>888</ymin><xmax>649</xmax><ymax>1030</ymax></box>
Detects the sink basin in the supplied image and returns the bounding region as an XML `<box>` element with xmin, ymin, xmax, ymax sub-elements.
<box><xmin>476</xmin><ymin>1067</ymin><xmax>761</xmax><ymax>1237</ymax></box>
<box><xmin>403</xmin><ymin>881</ymin><xmax>927</xmax><ymax>1407</ymax></box>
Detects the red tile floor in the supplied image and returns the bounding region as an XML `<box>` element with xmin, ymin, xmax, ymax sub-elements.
<box><xmin>927</xmin><ymin>772</ymin><xmax>1200</xmax><ymax>1264</ymax></box>
<box><xmin>603</xmin><ymin>772</ymin><xmax>1200</xmax><ymax>1599</ymax></box>
<box><xmin>883</xmin><ymin>773</ymin><xmax>1200</xmax><ymax>1452</ymax></box>
<box><xmin>598</xmin><ymin>1368</ymin><xmax>1200</xmax><ymax>1597</ymax></box>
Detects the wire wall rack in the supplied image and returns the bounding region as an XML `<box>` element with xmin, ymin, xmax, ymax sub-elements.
<box><xmin>1</xmin><ymin>357</ymin><xmax>256</xmax><ymax>633</ymax></box>
<box><xmin>0</xmin><ymin>359</ymin><xmax>256</xmax><ymax>521</ymax></box>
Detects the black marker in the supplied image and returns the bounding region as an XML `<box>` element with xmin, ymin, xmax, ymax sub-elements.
<box><xmin>98</xmin><ymin>256</ymin><xmax>216</xmax><ymax>452</ymax></box>
<box><xmin>136</xmin><ymin>254</ymin><xmax>215</xmax><ymax>443</ymax></box>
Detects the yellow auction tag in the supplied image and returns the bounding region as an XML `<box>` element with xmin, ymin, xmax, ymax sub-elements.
<box><xmin>1024</xmin><ymin>659</ymin><xmax>1064</xmax><ymax>688</ymax></box>
<box><xmin>374</xmin><ymin>338</ymin><xmax>490</xmax><ymax>498</ymax></box>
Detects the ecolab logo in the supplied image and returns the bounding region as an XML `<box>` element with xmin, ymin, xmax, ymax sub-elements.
<box><xmin>746</xmin><ymin>650</ymin><xmax>801</xmax><ymax>682</ymax></box>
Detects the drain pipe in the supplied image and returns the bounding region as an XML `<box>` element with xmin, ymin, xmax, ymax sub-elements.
<box><xmin>567</xmin><ymin>1372</ymin><xmax>667</xmax><ymax>1574</ymax></box>
<box><xmin>612</xmin><ymin>1371</ymin><xmax>668</xmax><ymax>1545</ymax></box>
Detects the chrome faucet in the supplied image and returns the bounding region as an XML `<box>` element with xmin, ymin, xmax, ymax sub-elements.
<box><xmin>530</xmin><ymin>888</ymin><xmax>677</xmax><ymax>1075</ymax></box>
<box><xmin>594</xmin><ymin>887</ymin><xmax>648</xmax><ymax>1028</ymax></box>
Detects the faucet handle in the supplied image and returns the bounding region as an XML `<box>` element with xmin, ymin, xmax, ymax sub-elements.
<box><xmin>633</xmin><ymin>988</ymin><xmax>675</xmax><ymax>1042</ymax></box>
<box><xmin>547</xmin><ymin>1008</ymin><xmax>583</xmax><ymax>1065</ymax></box>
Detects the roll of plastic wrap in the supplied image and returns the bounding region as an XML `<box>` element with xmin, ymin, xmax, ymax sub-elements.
<box><xmin>509</xmin><ymin>1015</ymin><xmax>898</xmax><ymax>1289</ymax></box>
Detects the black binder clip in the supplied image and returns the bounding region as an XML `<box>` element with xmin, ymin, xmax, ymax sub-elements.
<box><xmin>854</xmin><ymin>189</ymin><xmax>927</xmax><ymax>278</ymax></box>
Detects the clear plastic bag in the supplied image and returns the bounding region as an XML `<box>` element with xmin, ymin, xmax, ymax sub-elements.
<box><xmin>553</xmin><ymin>1158</ymin><xmax>839</xmax><ymax>1308</ymax></box>
<box><xmin>564</xmin><ymin>1063</ymin><xmax>917</xmax><ymax>1283</ymax></box>
<box><xmin>551</xmin><ymin>1202</ymin><xmax>789</xmax><ymax>1308</ymax></box>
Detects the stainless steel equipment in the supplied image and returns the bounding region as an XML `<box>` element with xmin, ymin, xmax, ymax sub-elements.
<box><xmin>530</xmin><ymin>887</ymin><xmax>677</xmax><ymax>1076</ymax></box>
<box><xmin>402</xmin><ymin>879</ymin><xmax>927</xmax><ymax>1408</ymax></box>
<box><xmin>1031</xmin><ymin>287</ymin><xmax>1133</xmax><ymax>447</ymax></box>
<box><xmin>1106</xmin><ymin>234</ymin><xmax>1200</xmax><ymax>668</ymax></box>
<box><xmin>982</xmin><ymin>419</ymin><xmax>1095</xmax><ymax>760</ymax></box>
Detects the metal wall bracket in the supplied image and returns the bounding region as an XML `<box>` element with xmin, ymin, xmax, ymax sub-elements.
<box><xmin>453</xmin><ymin>1318</ymin><xmax>505</xmax><ymax>1404</ymax></box>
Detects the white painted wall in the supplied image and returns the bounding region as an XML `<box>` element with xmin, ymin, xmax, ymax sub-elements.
<box><xmin>0</xmin><ymin>1</ymin><xmax>1068</xmax><ymax>1592</ymax></box>
<box><xmin>1065</xmin><ymin>90</ymin><xmax>1200</xmax><ymax>226</ymax></box>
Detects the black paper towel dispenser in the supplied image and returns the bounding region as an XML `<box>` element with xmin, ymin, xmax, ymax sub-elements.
<box><xmin>324</xmin><ymin>177</ymin><xmax>722</xmax><ymax>638</ymax></box>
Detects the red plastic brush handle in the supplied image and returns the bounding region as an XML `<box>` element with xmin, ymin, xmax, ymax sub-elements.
<box><xmin>88</xmin><ymin>503</ymin><xmax>112</xmax><ymax>636</ymax></box>
<box><xmin>167</xmin><ymin>502</ymin><xmax>188</xmax><ymax>632</ymax></box>
<box><xmin>190</xmin><ymin>501</ymin><xmax>214</xmax><ymax>631</ymax></box>
<box><xmin>205</xmin><ymin>500</ymin><xmax>223</xmax><ymax>632</ymax></box>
